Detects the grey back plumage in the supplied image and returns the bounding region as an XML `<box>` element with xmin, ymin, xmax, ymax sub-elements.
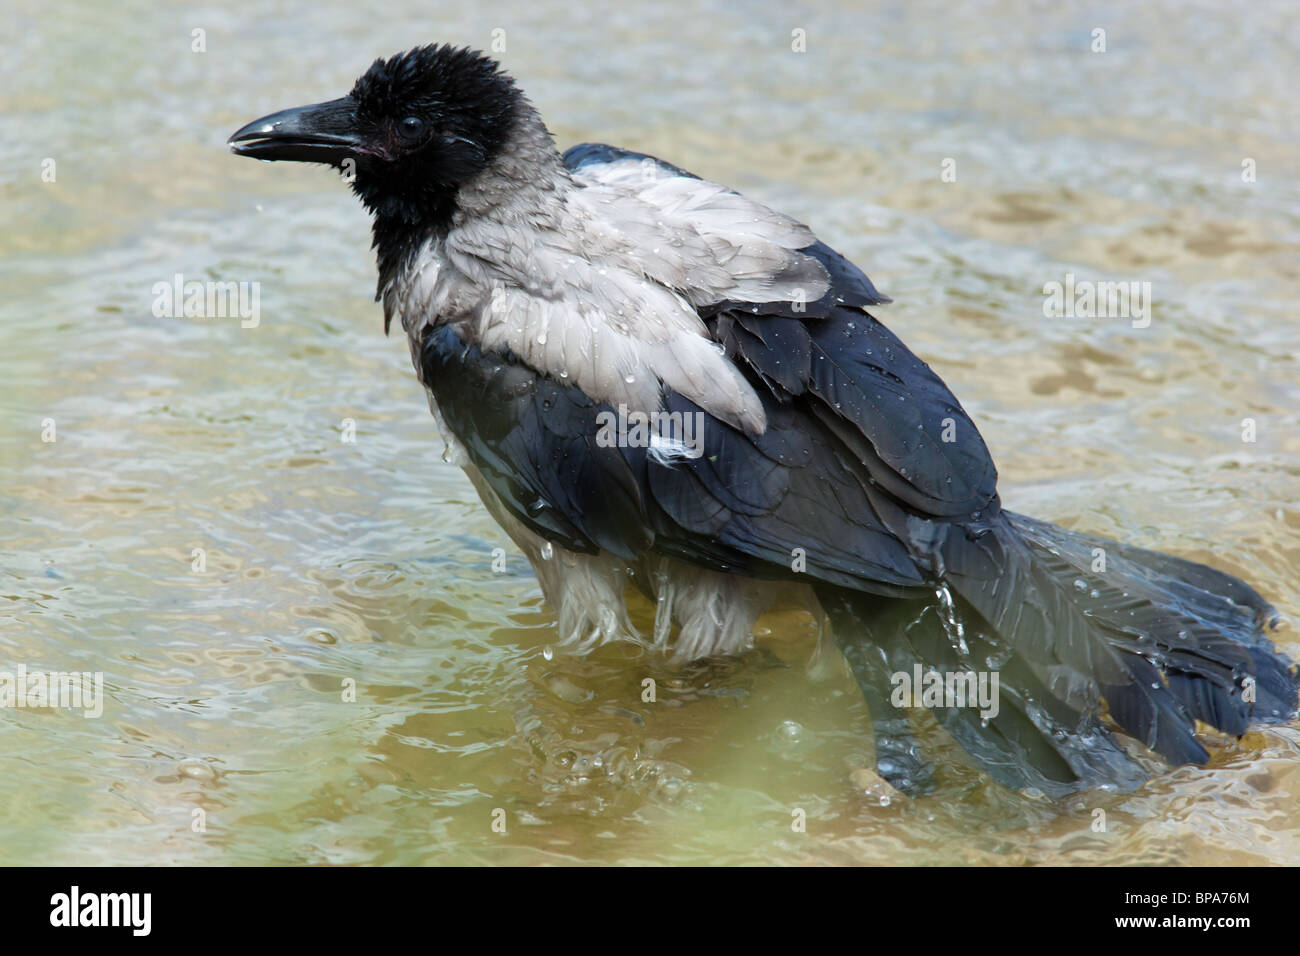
<box><xmin>383</xmin><ymin>106</ymin><xmax>828</xmax><ymax>433</ymax></box>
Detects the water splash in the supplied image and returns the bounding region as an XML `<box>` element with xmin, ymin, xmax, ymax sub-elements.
<box><xmin>934</xmin><ymin>583</ymin><xmax>969</xmax><ymax>657</ymax></box>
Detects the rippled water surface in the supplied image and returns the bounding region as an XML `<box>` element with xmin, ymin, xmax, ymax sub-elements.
<box><xmin>3</xmin><ymin>0</ymin><xmax>1299</xmax><ymax>865</ymax></box>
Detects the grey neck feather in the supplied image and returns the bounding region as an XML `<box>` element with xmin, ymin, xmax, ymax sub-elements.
<box><xmin>451</xmin><ymin>104</ymin><xmax>572</xmax><ymax>228</ymax></box>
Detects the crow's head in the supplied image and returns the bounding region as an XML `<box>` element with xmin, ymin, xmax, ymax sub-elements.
<box><xmin>229</xmin><ymin>45</ymin><xmax>522</xmax><ymax>230</ymax></box>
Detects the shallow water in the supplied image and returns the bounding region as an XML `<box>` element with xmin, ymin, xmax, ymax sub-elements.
<box><xmin>2</xmin><ymin>0</ymin><xmax>1299</xmax><ymax>865</ymax></box>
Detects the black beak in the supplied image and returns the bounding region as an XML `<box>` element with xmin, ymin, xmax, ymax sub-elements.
<box><xmin>228</xmin><ymin>97</ymin><xmax>367</xmax><ymax>164</ymax></box>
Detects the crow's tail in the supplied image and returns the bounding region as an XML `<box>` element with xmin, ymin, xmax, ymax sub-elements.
<box><xmin>817</xmin><ymin>512</ymin><xmax>1297</xmax><ymax>796</ymax></box>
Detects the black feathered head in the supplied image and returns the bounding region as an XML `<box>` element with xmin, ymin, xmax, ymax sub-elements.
<box><xmin>230</xmin><ymin>45</ymin><xmax>522</xmax><ymax>228</ymax></box>
<box><xmin>345</xmin><ymin>46</ymin><xmax>521</xmax><ymax>222</ymax></box>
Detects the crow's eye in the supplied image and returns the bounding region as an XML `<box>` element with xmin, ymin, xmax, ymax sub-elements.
<box><xmin>397</xmin><ymin>116</ymin><xmax>426</xmax><ymax>142</ymax></box>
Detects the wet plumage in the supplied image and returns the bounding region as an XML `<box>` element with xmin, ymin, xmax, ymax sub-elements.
<box><xmin>230</xmin><ymin>44</ymin><xmax>1298</xmax><ymax>796</ymax></box>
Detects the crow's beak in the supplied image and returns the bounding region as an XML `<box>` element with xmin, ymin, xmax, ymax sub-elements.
<box><xmin>228</xmin><ymin>97</ymin><xmax>366</xmax><ymax>164</ymax></box>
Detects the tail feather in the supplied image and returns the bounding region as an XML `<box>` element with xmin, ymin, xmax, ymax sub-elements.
<box><xmin>818</xmin><ymin>588</ymin><xmax>1148</xmax><ymax>796</ymax></box>
<box><xmin>899</xmin><ymin>601</ymin><xmax>1149</xmax><ymax>794</ymax></box>
<box><xmin>1029</xmin><ymin>517</ymin><xmax>1281</xmax><ymax>629</ymax></box>
<box><xmin>827</xmin><ymin>509</ymin><xmax>1298</xmax><ymax>794</ymax></box>
<box><xmin>1102</xmin><ymin>655</ymin><xmax>1210</xmax><ymax>765</ymax></box>
<box><xmin>1007</xmin><ymin>513</ymin><xmax>1295</xmax><ymax>727</ymax></box>
<box><xmin>1004</xmin><ymin>513</ymin><xmax>1297</xmax><ymax>728</ymax></box>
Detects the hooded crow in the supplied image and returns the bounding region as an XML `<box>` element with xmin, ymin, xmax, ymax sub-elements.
<box><xmin>230</xmin><ymin>44</ymin><xmax>1297</xmax><ymax>796</ymax></box>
